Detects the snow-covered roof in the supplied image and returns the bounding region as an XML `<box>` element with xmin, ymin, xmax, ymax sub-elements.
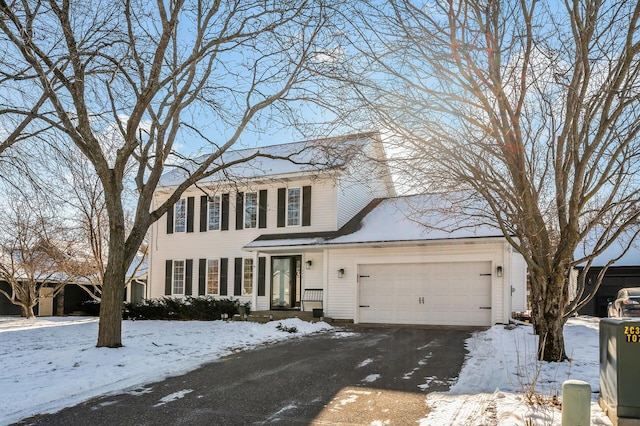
<box><xmin>244</xmin><ymin>194</ymin><xmax>505</xmax><ymax>250</ymax></box>
<box><xmin>575</xmin><ymin>230</ymin><xmax>640</xmax><ymax>268</ymax></box>
<box><xmin>159</xmin><ymin>132</ymin><xmax>380</xmax><ymax>187</ymax></box>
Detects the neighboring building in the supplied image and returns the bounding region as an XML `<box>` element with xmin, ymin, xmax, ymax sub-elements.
<box><xmin>148</xmin><ymin>132</ymin><xmax>527</xmax><ymax>326</ymax></box>
<box><xmin>0</xmin><ymin>256</ymin><xmax>148</xmax><ymax>316</ymax></box>
<box><xmin>577</xmin><ymin>243</ymin><xmax>640</xmax><ymax>317</ymax></box>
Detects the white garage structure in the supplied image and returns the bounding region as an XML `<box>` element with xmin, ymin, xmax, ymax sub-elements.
<box><xmin>246</xmin><ymin>196</ymin><xmax>528</xmax><ymax>327</ymax></box>
<box><xmin>357</xmin><ymin>261</ymin><xmax>492</xmax><ymax>326</ymax></box>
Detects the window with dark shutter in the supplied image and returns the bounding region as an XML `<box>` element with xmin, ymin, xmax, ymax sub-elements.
<box><xmin>185</xmin><ymin>259</ymin><xmax>193</xmax><ymax>295</ymax></box>
<box><xmin>277</xmin><ymin>187</ymin><xmax>286</xmax><ymax>227</ymax></box>
<box><xmin>220</xmin><ymin>258</ymin><xmax>228</xmax><ymax>295</ymax></box>
<box><xmin>186</xmin><ymin>197</ymin><xmax>195</xmax><ymax>233</ymax></box>
<box><xmin>165</xmin><ymin>260</ymin><xmax>172</xmax><ymax>295</ymax></box>
<box><xmin>221</xmin><ymin>193</ymin><xmax>229</xmax><ymax>231</ymax></box>
<box><xmin>198</xmin><ymin>259</ymin><xmax>206</xmax><ymax>296</ymax></box>
<box><xmin>302</xmin><ymin>186</ymin><xmax>311</xmax><ymax>226</ymax></box>
<box><xmin>259</xmin><ymin>189</ymin><xmax>267</xmax><ymax>228</ymax></box>
<box><xmin>200</xmin><ymin>196</ymin><xmax>208</xmax><ymax>232</ymax></box>
<box><xmin>236</xmin><ymin>192</ymin><xmax>244</xmax><ymax>230</ymax></box>
<box><xmin>166</xmin><ymin>205</ymin><xmax>174</xmax><ymax>234</ymax></box>
<box><xmin>234</xmin><ymin>257</ymin><xmax>242</xmax><ymax>296</ymax></box>
<box><xmin>258</xmin><ymin>257</ymin><xmax>266</xmax><ymax>296</ymax></box>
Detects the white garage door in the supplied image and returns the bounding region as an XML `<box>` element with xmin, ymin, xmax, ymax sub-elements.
<box><xmin>358</xmin><ymin>262</ymin><xmax>492</xmax><ymax>326</ymax></box>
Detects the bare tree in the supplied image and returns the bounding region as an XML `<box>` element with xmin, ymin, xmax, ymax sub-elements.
<box><xmin>0</xmin><ymin>1</ymin><xmax>341</xmax><ymax>347</ymax></box>
<box><xmin>343</xmin><ymin>0</ymin><xmax>640</xmax><ymax>360</ymax></box>
<box><xmin>0</xmin><ymin>196</ymin><xmax>74</xmax><ymax>317</ymax></box>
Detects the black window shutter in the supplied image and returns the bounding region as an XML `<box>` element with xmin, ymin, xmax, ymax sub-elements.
<box><xmin>302</xmin><ymin>186</ymin><xmax>312</xmax><ymax>226</ymax></box>
<box><xmin>165</xmin><ymin>260</ymin><xmax>172</xmax><ymax>295</ymax></box>
<box><xmin>199</xmin><ymin>196</ymin><xmax>208</xmax><ymax>232</ymax></box>
<box><xmin>277</xmin><ymin>188</ymin><xmax>286</xmax><ymax>227</ymax></box>
<box><xmin>185</xmin><ymin>259</ymin><xmax>193</xmax><ymax>295</ymax></box>
<box><xmin>220</xmin><ymin>258</ymin><xmax>228</xmax><ymax>296</ymax></box>
<box><xmin>258</xmin><ymin>189</ymin><xmax>267</xmax><ymax>228</ymax></box>
<box><xmin>166</xmin><ymin>205</ymin><xmax>174</xmax><ymax>234</ymax></box>
<box><xmin>198</xmin><ymin>258</ymin><xmax>206</xmax><ymax>296</ymax></box>
<box><xmin>258</xmin><ymin>257</ymin><xmax>266</xmax><ymax>296</ymax></box>
<box><xmin>186</xmin><ymin>197</ymin><xmax>195</xmax><ymax>233</ymax></box>
<box><xmin>221</xmin><ymin>193</ymin><xmax>229</xmax><ymax>231</ymax></box>
<box><xmin>235</xmin><ymin>192</ymin><xmax>244</xmax><ymax>230</ymax></box>
<box><xmin>234</xmin><ymin>257</ymin><xmax>242</xmax><ymax>296</ymax></box>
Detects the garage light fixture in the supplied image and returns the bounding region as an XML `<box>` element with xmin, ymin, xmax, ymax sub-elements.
<box><xmin>338</xmin><ymin>268</ymin><xmax>345</xmax><ymax>278</ymax></box>
<box><xmin>305</xmin><ymin>260</ymin><xmax>312</xmax><ymax>270</ymax></box>
<box><xmin>496</xmin><ymin>266</ymin><xmax>503</xmax><ymax>277</ymax></box>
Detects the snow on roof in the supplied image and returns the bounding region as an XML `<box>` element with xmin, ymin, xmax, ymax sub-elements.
<box><xmin>575</xmin><ymin>229</ymin><xmax>640</xmax><ymax>267</ymax></box>
<box><xmin>245</xmin><ymin>194</ymin><xmax>505</xmax><ymax>250</ymax></box>
<box><xmin>159</xmin><ymin>132</ymin><xmax>378</xmax><ymax>187</ymax></box>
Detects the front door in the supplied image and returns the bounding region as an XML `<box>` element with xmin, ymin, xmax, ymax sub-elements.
<box><xmin>271</xmin><ymin>256</ymin><xmax>301</xmax><ymax>309</ymax></box>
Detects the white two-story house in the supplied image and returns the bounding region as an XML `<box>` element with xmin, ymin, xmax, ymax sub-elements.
<box><xmin>148</xmin><ymin>132</ymin><xmax>527</xmax><ymax>326</ymax></box>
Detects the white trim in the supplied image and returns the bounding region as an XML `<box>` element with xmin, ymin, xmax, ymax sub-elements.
<box><xmin>205</xmin><ymin>258</ymin><xmax>221</xmax><ymax>296</ymax></box>
<box><xmin>172</xmin><ymin>259</ymin><xmax>186</xmax><ymax>295</ymax></box>
<box><xmin>252</xmin><ymin>251</ymin><xmax>259</xmax><ymax>309</ymax></box>
<box><xmin>244</xmin><ymin>192</ymin><xmax>258</xmax><ymax>229</ymax></box>
<box><xmin>286</xmin><ymin>187</ymin><xmax>302</xmax><ymax>227</ymax></box>
<box><xmin>174</xmin><ymin>199</ymin><xmax>187</xmax><ymax>233</ymax></box>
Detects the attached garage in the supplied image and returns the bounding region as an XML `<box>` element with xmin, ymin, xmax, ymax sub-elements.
<box><xmin>357</xmin><ymin>261</ymin><xmax>493</xmax><ymax>326</ymax></box>
<box><xmin>245</xmin><ymin>196</ymin><xmax>528</xmax><ymax>327</ymax></box>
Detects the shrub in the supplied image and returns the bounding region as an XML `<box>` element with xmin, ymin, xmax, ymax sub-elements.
<box><xmin>123</xmin><ymin>297</ymin><xmax>242</xmax><ymax>320</ymax></box>
<box><xmin>80</xmin><ymin>300</ymin><xmax>101</xmax><ymax>316</ymax></box>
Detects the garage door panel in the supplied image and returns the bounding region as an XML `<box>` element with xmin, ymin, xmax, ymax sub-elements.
<box><xmin>358</xmin><ymin>262</ymin><xmax>492</xmax><ymax>326</ymax></box>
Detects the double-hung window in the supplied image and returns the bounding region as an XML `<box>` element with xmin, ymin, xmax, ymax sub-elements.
<box><xmin>206</xmin><ymin>259</ymin><xmax>220</xmax><ymax>295</ymax></box>
<box><xmin>174</xmin><ymin>199</ymin><xmax>186</xmax><ymax>232</ymax></box>
<box><xmin>243</xmin><ymin>258</ymin><xmax>253</xmax><ymax>295</ymax></box>
<box><xmin>244</xmin><ymin>192</ymin><xmax>258</xmax><ymax>229</ymax></box>
<box><xmin>172</xmin><ymin>260</ymin><xmax>185</xmax><ymax>294</ymax></box>
<box><xmin>287</xmin><ymin>187</ymin><xmax>301</xmax><ymax>226</ymax></box>
<box><xmin>208</xmin><ymin>195</ymin><xmax>221</xmax><ymax>231</ymax></box>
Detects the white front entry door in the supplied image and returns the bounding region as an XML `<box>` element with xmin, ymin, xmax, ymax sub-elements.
<box><xmin>358</xmin><ymin>262</ymin><xmax>492</xmax><ymax>326</ymax></box>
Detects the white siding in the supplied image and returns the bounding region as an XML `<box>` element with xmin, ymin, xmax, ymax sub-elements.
<box><xmin>149</xmin><ymin>178</ymin><xmax>338</xmax><ymax>303</ymax></box>
<box><xmin>325</xmin><ymin>242</ymin><xmax>518</xmax><ymax>325</ymax></box>
<box><xmin>336</xmin><ymin>142</ymin><xmax>394</xmax><ymax>228</ymax></box>
<box><xmin>509</xmin><ymin>247</ymin><xmax>528</xmax><ymax>312</ymax></box>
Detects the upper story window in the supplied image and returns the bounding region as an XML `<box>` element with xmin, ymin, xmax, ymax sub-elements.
<box><xmin>174</xmin><ymin>199</ymin><xmax>187</xmax><ymax>233</ymax></box>
<box><xmin>207</xmin><ymin>259</ymin><xmax>220</xmax><ymax>295</ymax></box>
<box><xmin>244</xmin><ymin>192</ymin><xmax>258</xmax><ymax>229</ymax></box>
<box><xmin>208</xmin><ymin>195</ymin><xmax>221</xmax><ymax>231</ymax></box>
<box><xmin>287</xmin><ymin>187</ymin><xmax>301</xmax><ymax>226</ymax></box>
<box><xmin>278</xmin><ymin>186</ymin><xmax>309</xmax><ymax>228</ymax></box>
<box><xmin>172</xmin><ymin>260</ymin><xmax>185</xmax><ymax>294</ymax></box>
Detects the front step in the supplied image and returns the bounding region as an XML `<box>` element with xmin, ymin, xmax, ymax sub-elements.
<box><xmin>243</xmin><ymin>310</ymin><xmax>326</xmax><ymax>323</ymax></box>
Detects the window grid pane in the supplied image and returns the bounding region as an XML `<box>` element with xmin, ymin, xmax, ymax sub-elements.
<box><xmin>243</xmin><ymin>258</ymin><xmax>253</xmax><ymax>295</ymax></box>
<box><xmin>174</xmin><ymin>199</ymin><xmax>186</xmax><ymax>233</ymax></box>
<box><xmin>208</xmin><ymin>196</ymin><xmax>221</xmax><ymax>231</ymax></box>
<box><xmin>245</xmin><ymin>192</ymin><xmax>257</xmax><ymax>228</ymax></box>
<box><xmin>207</xmin><ymin>259</ymin><xmax>219</xmax><ymax>295</ymax></box>
<box><xmin>173</xmin><ymin>260</ymin><xmax>185</xmax><ymax>294</ymax></box>
<box><xmin>287</xmin><ymin>188</ymin><xmax>301</xmax><ymax>226</ymax></box>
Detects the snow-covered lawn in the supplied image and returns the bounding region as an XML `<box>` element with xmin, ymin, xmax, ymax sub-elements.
<box><xmin>421</xmin><ymin>316</ymin><xmax>612</xmax><ymax>425</ymax></box>
<box><xmin>0</xmin><ymin>316</ymin><xmax>612</xmax><ymax>425</ymax></box>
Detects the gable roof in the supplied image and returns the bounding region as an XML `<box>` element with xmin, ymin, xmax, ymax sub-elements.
<box><xmin>158</xmin><ymin>132</ymin><xmax>385</xmax><ymax>188</ymax></box>
<box><xmin>244</xmin><ymin>194</ymin><xmax>506</xmax><ymax>250</ymax></box>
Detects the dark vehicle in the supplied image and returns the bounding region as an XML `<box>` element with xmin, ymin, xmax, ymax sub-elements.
<box><xmin>608</xmin><ymin>287</ymin><xmax>640</xmax><ymax>318</ymax></box>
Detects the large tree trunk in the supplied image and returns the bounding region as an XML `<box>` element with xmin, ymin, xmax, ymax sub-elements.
<box><xmin>21</xmin><ymin>304</ymin><xmax>36</xmax><ymax>319</ymax></box>
<box><xmin>96</xmin><ymin>187</ymin><xmax>127</xmax><ymax>348</ymax></box>
<box><xmin>530</xmin><ymin>272</ymin><xmax>569</xmax><ymax>362</ymax></box>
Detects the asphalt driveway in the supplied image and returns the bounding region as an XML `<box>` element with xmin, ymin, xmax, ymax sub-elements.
<box><xmin>16</xmin><ymin>325</ymin><xmax>479</xmax><ymax>425</ymax></box>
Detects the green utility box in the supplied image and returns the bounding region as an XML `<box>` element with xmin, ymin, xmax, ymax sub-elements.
<box><xmin>600</xmin><ymin>318</ymin><xmax>640</xmax><ymax>425</ymax></box>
